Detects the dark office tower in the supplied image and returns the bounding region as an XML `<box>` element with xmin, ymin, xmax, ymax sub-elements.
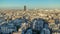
<box><xmin>24</xmin><ymin>5</ymin><xmax>26</xmax><ymax>11</ymax></box>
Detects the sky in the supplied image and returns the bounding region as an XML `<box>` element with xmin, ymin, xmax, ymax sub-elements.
<box><xmin>0</xmin><ymin>0</ymin><xmax>60</xmax><ymax>9</ymax></box>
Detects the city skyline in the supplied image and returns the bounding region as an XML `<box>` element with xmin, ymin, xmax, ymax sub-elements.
<box><xmin>0</xmin><ymin>0</ymin><xmax>60</xmax><ymax>9</ymax></box>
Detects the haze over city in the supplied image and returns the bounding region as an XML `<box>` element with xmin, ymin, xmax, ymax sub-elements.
<box><xmin>0</xmin><ymin>0</ymin><xmax>60</xmax><ymax>34</ymax></box>
<box><xmin>0</xmin><ymin>0</ymin><xmax>60</xmax><ymax>9</ymax></box>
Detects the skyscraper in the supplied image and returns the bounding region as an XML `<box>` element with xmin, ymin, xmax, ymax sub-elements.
<box><xmin>24</xmin><ymin>5</ymin><xmax>26</xmax><ymax>11</ymax></box>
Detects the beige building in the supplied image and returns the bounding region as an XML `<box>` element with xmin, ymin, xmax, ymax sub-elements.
<box><xmin>13</xmin><ymin>31</ymin><xmax>22</xmax><ymax>34</ymax></box>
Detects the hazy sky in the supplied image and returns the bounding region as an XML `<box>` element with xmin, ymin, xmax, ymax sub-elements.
<box><xmin>0</xmin><ymin>0</ymin><xmax>60</xmax><ymax>9</ymax></box>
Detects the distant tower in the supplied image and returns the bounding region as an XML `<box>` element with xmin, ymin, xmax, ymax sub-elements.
<box><xmin>24</xmin><ymin>5</ymin><xmax>26</xmax><ymax>11</ymax></box>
